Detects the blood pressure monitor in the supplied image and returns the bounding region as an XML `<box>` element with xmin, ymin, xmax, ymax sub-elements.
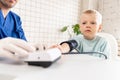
<box><xmin>23</xmin><ymin>48</ymin><xmax>61</xmax><ymax>68</ymax></box>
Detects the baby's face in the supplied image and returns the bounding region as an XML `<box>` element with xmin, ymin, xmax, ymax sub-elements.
<box><xmin>80</xmin><ymin>13</ymin><xmax>102</xmax><ymax>40</ymax></box>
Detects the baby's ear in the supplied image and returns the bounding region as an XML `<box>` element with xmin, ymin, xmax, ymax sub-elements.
<box><xmin>98</xmin><ymin>24</ymin><xmax>102</xmax><ymax>32</ymax></box>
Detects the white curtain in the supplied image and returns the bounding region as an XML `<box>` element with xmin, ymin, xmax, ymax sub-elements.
<box><xmin>81</xmin><ymin>0</ymin><xmax>99</xmax><ymax>11</ymax></box>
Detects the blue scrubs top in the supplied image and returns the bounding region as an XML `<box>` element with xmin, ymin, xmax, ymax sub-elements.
<box><xmin>0</xmin><ymin>10</ymin><xmax>26</xmax><ymax>41</ymax></box>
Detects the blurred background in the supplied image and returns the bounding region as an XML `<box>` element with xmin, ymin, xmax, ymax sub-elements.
<box><xmin>12</xmin><ymin>0</ymin><xmax>120</xmax><ymax>50</ymax></box>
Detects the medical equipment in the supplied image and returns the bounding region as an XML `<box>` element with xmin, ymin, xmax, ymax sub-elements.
<box><xmin>23</xmin><ymin>48</ymin><xmax>61</xmax><ymax>68</ymax></box>
<box><xmin>60</xmin><ymin>40</ymin><xmax>108</xmax><ymax>59</ymax></box>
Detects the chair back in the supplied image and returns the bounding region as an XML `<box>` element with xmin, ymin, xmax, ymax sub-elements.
<box><xmin>97</xmin><ymin>32</ymin><xmax>118</xmax><ymax>59</ymax></box>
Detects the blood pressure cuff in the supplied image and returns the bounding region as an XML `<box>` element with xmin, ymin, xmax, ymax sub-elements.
<box><xmin>60</xmin><ymin>40</ymin><xmax>78</xmax><ymax>52</ymax></box>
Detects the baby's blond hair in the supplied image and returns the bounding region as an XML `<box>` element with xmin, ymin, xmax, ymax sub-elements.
<box><xmin>81</xmin><ymin>9</ymin><xmax>102</xmax><ymax>24</ymax></box>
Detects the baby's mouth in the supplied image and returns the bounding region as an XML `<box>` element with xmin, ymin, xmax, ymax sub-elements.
<box><xmin>85</xmin><ymin>30</ymin><xmax>91</xmax><ymax>32</ymax></box>
<box><xmin>9</xmin><ymin>0</ymin><xmax>16</xmax><ymax>3</ymax></box>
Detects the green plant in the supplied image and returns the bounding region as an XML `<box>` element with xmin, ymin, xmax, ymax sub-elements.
<box><xmin>72</xmin><ymin>24</ymin><xmax>81</xmax><ymax>35</ymax></box>
<box><xmin>60</xmin><ymin>24</ymin><xmax>81</xmax><ymax>36</ymax></box>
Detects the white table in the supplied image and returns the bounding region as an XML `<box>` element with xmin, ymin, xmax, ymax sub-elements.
<box><xmin>0</xmin><ymin>54</ymin><xmax>120</xmax><ymax>80</ymax></box>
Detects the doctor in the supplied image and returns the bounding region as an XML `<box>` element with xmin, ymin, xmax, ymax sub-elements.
<box><xmin>0</xmin><ymin>0</ymin><xmax>35</xmax><ymax>60</ymax></box>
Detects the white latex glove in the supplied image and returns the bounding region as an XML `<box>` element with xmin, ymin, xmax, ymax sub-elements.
<box><xmin>0</xmin><ymin>37</ymin><xmax>36</xmax><ymax>60</ymax></box>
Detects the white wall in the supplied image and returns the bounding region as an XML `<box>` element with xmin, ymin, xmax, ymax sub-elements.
<box><xmin>12</xmin><ymin>0</ymin><xmax>81</xmax><ymax>45</ymax></box>
<box><xmin>98</xmin><ymin>0</ymin><xmax>120</xmax><ymax>40</ymax></box>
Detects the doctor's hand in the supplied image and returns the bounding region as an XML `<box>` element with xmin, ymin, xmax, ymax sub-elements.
<box><xmin>0</xmin><ymin>37</ymin><xmax>36</xmax><ymax>60</ymax></box>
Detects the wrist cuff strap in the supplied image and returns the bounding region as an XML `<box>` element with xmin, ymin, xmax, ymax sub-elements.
<box><xmin>60</xmin><ymin>40</ymin><xmax>78</xmax><ymax>52</ymax></box>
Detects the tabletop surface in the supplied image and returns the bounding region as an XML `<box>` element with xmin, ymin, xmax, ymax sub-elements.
<box><xmin>0</xmin><ymin>54</ymin><xmax>120</xmax><ymax>80</ymax></box>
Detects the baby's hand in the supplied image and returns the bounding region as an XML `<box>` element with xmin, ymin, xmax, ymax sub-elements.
<box><xmin>49</xmin><ymin>44</ymin><xmax>59</xmax><ymax>48</ymax></box>
<box><xmin>49</xmin><ymin>44</ymin><xmax>65</xmax><ymax>53</ymax></box>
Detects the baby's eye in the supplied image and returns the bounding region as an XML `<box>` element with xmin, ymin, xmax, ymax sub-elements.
<box><xmin>82</xmin><ymin>22</ymin><xmax>86</xmax><ymax>24</ymax></box>
<box><xmin>91</xmin><ymin>22</ymin><xmax>96</xmax><ymax>24</ymax></box>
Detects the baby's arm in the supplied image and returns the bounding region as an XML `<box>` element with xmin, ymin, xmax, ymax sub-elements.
<box><xmin>59</xmin><ymin>43</ymin><xmax>70</xmax><ymax>53</ymax></box>
<box><xmin>50</xmin><ymin>40</ymin><xmax>78</xmax><ymax>53</ymax></box>
<box><xmin>49</xmin><ymin>43</ymin><xmax>70</xmax><ymax>53</ymax></box>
